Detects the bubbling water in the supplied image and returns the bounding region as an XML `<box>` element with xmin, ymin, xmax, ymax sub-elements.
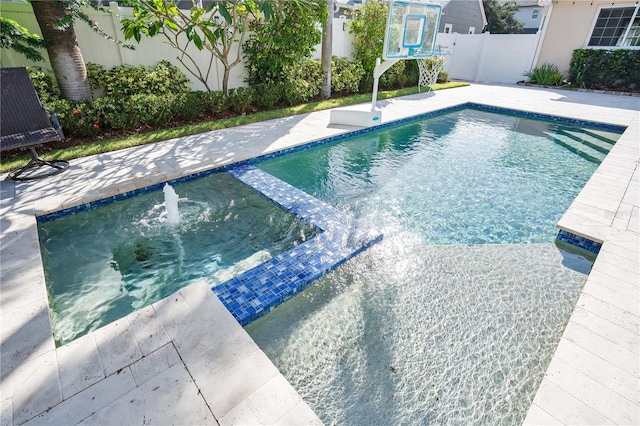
<box><xmin>163</xmin><ymin>183</ymin><xmax>180</xmax><ymax>224</ymax></box>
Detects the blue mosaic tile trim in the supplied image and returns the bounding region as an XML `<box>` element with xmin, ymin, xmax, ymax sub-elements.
<box><xmin>556</xmin><ymin>229</ymin><xmax>602</xmax><ymax>254</ymax></box>
<box><xmin>467</xmin><ymin>103</ymin><xmax>627</xmax><ymax>133</ymax></box>
<box><xmin>215</xmin><ymin>165</ymin><xmax>383</xmax><ymax>326</ymax></box>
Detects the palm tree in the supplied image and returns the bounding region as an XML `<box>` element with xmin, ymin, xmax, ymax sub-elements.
<box><xmin>30</xmin><ymin>0</ymin><xmax>92</xmax><ymax>101</ymax></box>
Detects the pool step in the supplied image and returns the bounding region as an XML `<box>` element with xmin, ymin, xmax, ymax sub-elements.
<box><xmin>554</xmin><ymin>127</ymin><xmax>617</xmax><ymax>154</ymax></box>
<box><xmin>549</xmin><ymin>131</ymin><xmax>608</xmax><ymax>164</ymax></box>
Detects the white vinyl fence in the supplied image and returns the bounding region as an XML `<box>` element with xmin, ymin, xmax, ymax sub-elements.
<box><xmin>1</xmin><ymin>1</ymin><xmax>250</xmax><ymax>91</ymax></box>
<box><xmin>0</xmin><ymin>1</ymin><xmax>540</xmax><ymax>90</ymax></box>
<box><xmin>436</xmin><ymin>32</ymin><xmax>541</xmax><ymax>84</ymax></box>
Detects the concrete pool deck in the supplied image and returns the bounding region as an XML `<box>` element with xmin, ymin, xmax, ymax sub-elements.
<box><xmin>1</xmin><ymin>83</ymin><xmax>638</xmax><ymax>425</ymax></box>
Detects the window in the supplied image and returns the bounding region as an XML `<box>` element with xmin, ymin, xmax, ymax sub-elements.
<box><xmin>444</xmin><ymin>23</ymin><xmax>453</xmax><ymax>34</ymax></box>
<box><xmin>532</xmin><ymin>9</ymin><xmax>539</xmax><ymax>20</ymax></box>
<box><xmin>588</xmin><ymin>5</ymin><xmax>640</xmax><ymax>48</ymax></box>
<box><xmin>468</xmin><ymin>26</ymin><xmax>475</xmax><ymax>35</ymax></box>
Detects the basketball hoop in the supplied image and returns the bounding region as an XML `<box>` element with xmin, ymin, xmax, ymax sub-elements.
<box><xmin>417</xmin><ymin>56</ymin><xmax>446</xmax><ymax>91</ymax></box>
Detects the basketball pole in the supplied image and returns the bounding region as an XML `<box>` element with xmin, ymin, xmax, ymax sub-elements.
<box><xmin>371</xmin><ymin>58</ymin><xmax>400</xmax><ymax>111</ymax></box>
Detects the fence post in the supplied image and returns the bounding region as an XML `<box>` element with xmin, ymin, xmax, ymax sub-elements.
<box><xmin>109</xmin><ymin>2</ymin><xmax>125</xmax><ymax>66</ymax></box>
<box><xmin>473</xmin><ymin>32</ymin><xmax>491</xmax><ymax>82</ymax></box>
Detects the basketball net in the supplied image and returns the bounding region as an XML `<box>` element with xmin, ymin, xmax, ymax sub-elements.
<box><xmin>417</xmin><ymin>56</ymin><xmax>446</xmax><ymax>91</ymax></box>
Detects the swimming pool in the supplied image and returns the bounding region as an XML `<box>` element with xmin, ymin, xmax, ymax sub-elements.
<box><xmin>245</xmin><ymin>107</ymin><xmax>622</xmax><ymax>424</ymax></box>
<box><xmin>35</xmin><ymin>103</ymin><xmax>623</xmax><ymax>421</ymax></box>
<box><xmin>38</xmin><ymin>173</ymin><xmax>318</xmax><ymax>346</ymax></box>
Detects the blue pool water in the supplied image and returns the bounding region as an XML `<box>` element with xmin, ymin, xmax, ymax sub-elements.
<box><xmin>258</xmin><ymin>109</ymin><xmax>617</xmax><ymax>245</ymax></box>
<box><xmin>246</xmin><ymin>109</ymin><xmax>621</xmax><ymax>424</ymax></box>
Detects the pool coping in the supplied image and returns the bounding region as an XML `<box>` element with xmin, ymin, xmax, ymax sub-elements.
<box><xmin>1</xmin><ymin>83</ymin><xmax>638</xmax><ymax>425</ymax></box>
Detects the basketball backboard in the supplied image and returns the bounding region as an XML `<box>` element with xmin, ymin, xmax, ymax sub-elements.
<box><xmin>383</xmin><ymin>1</ymin><xmax>442</xmax><ymax>60</ymax></box>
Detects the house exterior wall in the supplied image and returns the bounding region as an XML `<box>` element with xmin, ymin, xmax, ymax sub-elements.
<box><xmin>514</xmin><ymin>6</ymin><xmax>542</xmax><ymax>33</ymax></box>
<box><xmin>536</xmin><ymin>1</ymin><xmax>637</xmax><ymax>72</ymax></box>
<box><xmin>439</xmin><ymin>0</ymin><xmax>485</xmax><ymax>34</ymax></box>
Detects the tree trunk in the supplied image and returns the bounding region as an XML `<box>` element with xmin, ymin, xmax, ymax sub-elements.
<box><xmin>321</xmin><ymin>0</ymin><xmax>333</xmax><ymax>99</ymax></box>
<box><xmin>222</xmin><ymin>66</ymin><xmax>230</xmax><ymax>95</ymax></box>
<box><xmin>31</xmin><ymin>0</ymin><xmax>92</xmax><ymax>101</ymax></box>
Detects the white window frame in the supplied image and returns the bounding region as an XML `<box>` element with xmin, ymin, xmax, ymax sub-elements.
<box><xmin>468</xmin><ymin>26</ymin><xmax>475</xmax><ymax>34</ymax></box>
<box><xmin>585</xmin><ymin>4</ymin><xmax>640</xmax><ymax>49</ymax></box>
<box><xmin>444</xmin><ymin>23</ymin><xmax>453</xmax><ymax>34</ymax></box>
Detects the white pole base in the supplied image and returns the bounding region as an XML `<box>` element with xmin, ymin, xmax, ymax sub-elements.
<box><xmin>329</xmin><ymin>106</ymin><xmax>382</xmax><ymax>127</ymax></box>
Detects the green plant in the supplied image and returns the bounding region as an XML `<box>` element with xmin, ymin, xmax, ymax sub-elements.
<box><xmin>253</xmin><ymin>83</ymin><xmax>283</xmax><ymax>109</ymax></box>
<box><xmin>86</xmin><ymin>63</ymin><xmax>107</xmax><ymax>91</ymax></box>
<box><xmin>0</xmin><ymin>16</ymin><xmax>46</xmax><ymax>62</ymax></box>
<box><xmin>379</xmin><ymin>61</ymin><xmax>406</xmax><ymax>90</ymax></box>
<box><xmin>282</xmin><ymin>59</ymin><xmax>322</xmax><ymax>105</ymax></box>
<box><xmin>201</xmin><ymin>90</ymin><xmax>229</xmax><ymax>115</ymax></box>
<box><xmin>523</xmin><ymin>63</ymin><xmax>563</xmax><ymax>86</ymax></box>
<box><xmin>243</xmin><ymin>1</ymin><xmax>326</xmax><ymax>86</ymax></box>
<box><xmin>347</xmin><ymin>0</ymin><xmax>388</xmax><ymax>76</ymax></box>
<box><xmin>331</xmin><ymin>57</ymin><xmax>365</xmax><ymax>93</ymax></box>
<box><xmin>46</xmin><ymin>99</ymin><xmax>103</xmax><ymax>137</ymax></box>
<box><xmin>568</xmin><ymin>49</ymin><xmax>640</xmax><ymax>92</ymax></box>
<box><xmin>94</xmin><ymin>94</ymin><xmax>174</xmax><ymax>129</ymax></box>
<box><xmin>120</xmin><ymin>0</ymin><xmax>316</xmax><ymax>93</ymax></box>
<box><xmin>89</xmin><ymin>61</ymin><xmax>190</xmax><ymax>97</ymax></box>
<box><xmin>227</xmin><ymin>87</ymin><xmax>255</xmax><ymax>114</ymax></box>
<box><xmin>171</xmin><ymin>92</ymin><xmax>208</xmax><ymax>121</ymax></box>
<box><xmin>403</xmin><ymin>60</ymin><xmax>420</xmax><ymax>86</ymax></box>
<box><xmin>483</xmin><ymin>0</ymin><xmax>524</xmax><ymax>34</ymax></box>
<box><xmin>27</xmin><ymin>67</ymin><xmax>61</xmax><ymax>103</ymax></box>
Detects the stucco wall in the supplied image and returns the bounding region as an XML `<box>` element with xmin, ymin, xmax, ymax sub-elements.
<box><xmin>536</xmin><ymin>1</ymin><xmax>636</xmax><ymax>73</ymax></box>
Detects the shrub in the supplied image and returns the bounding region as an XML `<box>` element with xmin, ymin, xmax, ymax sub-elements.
<box><xmin>379</xmin><ymin>61</ymin><xmax>406</xmax><ymax>90</ymax></box>
<box><xmin>253</xmin><ymin>83</ymin><xmax>283</xmax><ymax>109</ymax></box>
<box><xmin>331</xmin><ymin>57</ymin><xmax>365</xmax><ymax>93</ymax></box>
<box><xmin>86</xmin><ymin>62</ymin><xmax>107</xmax><ymax>92</ymax></box>
<box><xmin>171</xmin><ymin>92</ymin><xmax>207</xmax><ymax>121</ymax></box>
<box><xmin>94</xmin><ymin>94</ymin><xmax>174</xmax><ymax>130</ymax></box>
<box><xmin>45</xmin><ymin>99</ymin><xmax>103</xmax><ymax>138</ymax></box>
<box><xmin>201</xmin><ymin>90</ymin><xmax>228</xmax><ymax>116</ymax></box>
<box><xmin>27</xmin><ymin>67</ymin><xmax>61</xmax><ymax>103</ymax></box>
<box><xmin>227</xmin><ymin>87</ymin><xmax>256</xmax><ymax>115</ymax></box>
<box><xmin>568</xmin><ymin>49</ymin><xmax>640</xmax><ymax>92</ymax></box>
<box><xmin>282</xmin><ymin>59</ymin><xmax>322</xmax><ymax>105</ymax></box>
<box><xmin>243</xmin><ymin>1</ymin><xmax>325</xmax><ymax>86</ymax></box>
<box><xmin>348</xmin><ymin>0</ymin><xmax>388</xmax><ymax>76</ymax></box>
<box><xmin>523</xmin><ymin>63</ymin><xmax>563</xmax><ymax>86</ymax></box>
<box><xmin>403</xmin><ymin>60</ymin><xmax>420</xmax><ymax>87</ymax></box>
<box><xmin>89</xmin><ymin>60</ymin><xmax>191</xmax><ymax>97</ymax></box>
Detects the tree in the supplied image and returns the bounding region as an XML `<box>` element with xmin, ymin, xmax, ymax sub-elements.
<box><xmin>0</xmin><ymin>16</ymin><xmax>46</xmax><ymax>62</ymax></box>
<box><xmin>347</xmin><ymin>0</ymin><xmax>405</xmax><ymax>91</ymax></box>
<box><xmin>482</xmin><ymin>0</ymin><xmax>524</xmax><ymax>34</ymax></box>
<box><xmin>28</xmin><ymin>0</ymin><xmax>131</xmax><ymax>101</ymax></box>
<box><xmin>243</xmin><ymin>0</ymin><xmax>325</xmax><ymax>86</ymax></box>
<box><xmin>347</xmin><ymin>0</ymin><xmax>387</xmax><ymax>75</ymax></box>
<box><xmin>121</xmin><ymin>0</ymin><xmax>319</xmax><ymax>94</ymax></box>
<box><xmin>320</xmin><ymin>0</ymin><xmax>332</xmax><ymax>98</ymax></box>
<box><xmin>30</xmin><ymin>0</ymin><xmax>92</xmax><ymax>100</ymax></box>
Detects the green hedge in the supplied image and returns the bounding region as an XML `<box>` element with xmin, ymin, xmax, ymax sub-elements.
<box><xmin>29</xmin><ymin>56</ymin><xmax>424</xmax><ymax>139</ymax></box>
<box><xmin>568</xmin><ymin>49</ymin><xmax>640</xmax><ymax>92</ymax></box>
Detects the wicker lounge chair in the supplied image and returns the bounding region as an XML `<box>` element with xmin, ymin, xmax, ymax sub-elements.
<box><xmin>1</xmin><ymin>67</ymin><xmax>69</xmax><ymax>181</ymax></box>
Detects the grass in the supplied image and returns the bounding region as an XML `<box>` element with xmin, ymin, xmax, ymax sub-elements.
<box><xmin>0</xmin><ymin>82</ymin><xmax>468</xmax><ymax>174</ymax></box>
